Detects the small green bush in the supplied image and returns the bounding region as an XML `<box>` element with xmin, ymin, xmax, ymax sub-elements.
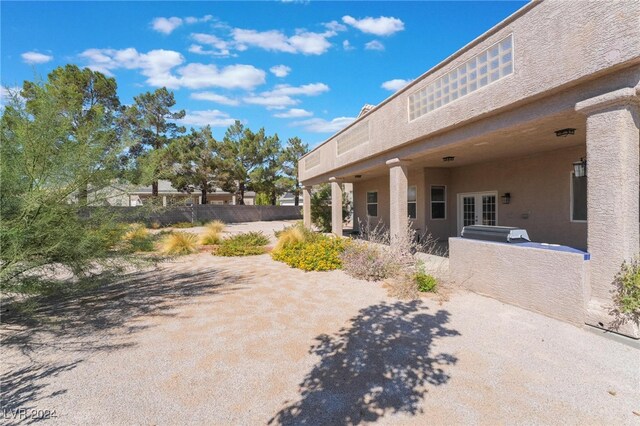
<box><xmin>122</xmin><ymin>224</ymin><xmax>156</xmax><ymax>252</ymax></box>
<box><xmin>171</xmin><ymin>222</ymin><xmax>195</xmax><ymax>229</ymax></box>
<box><xmin>212</xmin><ymin>231</ymin><xmax>269</xmax><ymax>257</ymax></box>
<box><xmin>613</xmin><ymin>256</ymin><xmax>640</xmax><ymax>316</ymax></box>
<box><xmin>415</xmin><ymin>272</ymin><xmax>438</xmax><ymax>293</ymax></box>
<box><xmin>272</xmin><ymin>235</ymin><xmax>347</xmax><ymax>271</ymax></box>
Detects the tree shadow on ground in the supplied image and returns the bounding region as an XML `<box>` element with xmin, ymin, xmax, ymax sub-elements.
<box><xmin>1</xmin><ymin>264</ymin><xmax>244</xmax><ymax>420</ymax></box>
<box><xmin>269</xmin><ymin>300</ymin><xmax>459</xmax><ymax>425</ymax></box>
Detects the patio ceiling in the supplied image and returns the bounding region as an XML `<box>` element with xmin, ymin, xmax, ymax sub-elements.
<box><xmin>340</xmin><ymin>111</ymin><xmax>586</xmax><ymax>180</ymax></box>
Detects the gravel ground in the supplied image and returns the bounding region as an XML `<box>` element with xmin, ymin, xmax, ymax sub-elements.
<box><xmin>1</xmin><ymin>221</ymin><xmax>638</xmax><ymax>425</ymax></box>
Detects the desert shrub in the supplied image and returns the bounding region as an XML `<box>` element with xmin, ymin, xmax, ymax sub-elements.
<box><xmin>172</xmin><ymin>222</ymin><xmax>195</xmax><ymax>229</ymax></box>
<box><xmin>272</xmin><ymin>235</ymin><xmax>347</xmax><ymax>271</ymax></box>
<box><xmin>199</xmin><ymin>228</ymin><xmax>222</xmax><ymax>245</ymax></box>
<box><xmin>122</xmin><ymin>224</ymin><xmax>155</xmax><ymax>252</ymax></box>
<box><xmin>340</xmin><ymin>241</ymin><xmax>402</xmax><ymax>281</ymax></box>
<box><xmin>149</xmin><ymin>221</ymin><xmax>161</xmax><ymax>229</ymax></box>
<box><xmin>610</xmin><ymin>256</ymin><xmax>640</xmax><ymax>326</ymax></box>
<box><xmin>385</xmin><ymin>273</ymin><xmax>420</xmax><ymax>300</ymax></box>
<box><xmin>205</xmin><ymin>220</ymin><xmax>225</xmax><ymax>234</ymax></box>
<box><xmin>159</xmin><ymin>232</ymin><xmax>198</xmax><ymax>255</ymax></box>
<box><xmin>213</xmin><ymin>231</ymin><xmax>269</xmax><ymax>257</ymax></box>
<box><xmin>416</xmin><ymin>271</ymin><xmax>438</xmax><ymax>292</ymax></box>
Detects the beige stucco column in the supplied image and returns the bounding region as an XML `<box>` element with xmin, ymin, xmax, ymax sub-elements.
<box><xmin>302</xmin><ymin>185</ymin><xmax>312</xmax><ymax>229</ymax></box>
<box><xmin>576</xmin><ymin>87</ymin><xmax>640</xmax><ymax>338</ymax></box>
<box><xmin>386</xmin><ymin>158</ymin><xmax>410</xmax><ymax>242</ymax></box>
<box><xmin>329</xmin><ymin>177</ymin><xmax>343</xmax><ymax>236</ymax></box>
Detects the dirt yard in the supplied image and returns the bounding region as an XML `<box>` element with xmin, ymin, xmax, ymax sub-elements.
<box><xmin>1</xmin><ymin>221</ymin><xmax>638</xmax><ymax>425</ymax></box>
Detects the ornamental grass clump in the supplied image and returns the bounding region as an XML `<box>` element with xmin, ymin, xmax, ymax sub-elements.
<box><xmin>199</xmin><ymin>228</ymin><xmax>222</xmax><ymax>246</ymax></box>
<box><xmin>159</xmin><ymin>232</ymin><xmax>198</xmax><ymax>255</ymax></box>
<box><xmin>122</xmin><ymin>224</ymin><xmax>155</xmax><ymax>252</ymax></box>
<box><xmin>205</xmin><ymin>220</ymin><xmax>225</xmax><ymax>234</ymax></box>
<box><xmin>274</xmin><ymin>225</ymin><xmax>307</xmax><ymax>251</ymax></box>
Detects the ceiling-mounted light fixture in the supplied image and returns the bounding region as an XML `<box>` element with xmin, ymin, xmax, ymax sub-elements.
<box><xmin>555</xmin><ymin>128</ymin><xmax>576</xmax><ymax>137</ymax></box>
<box><xmin>442</xmin><ymin>156</ymin><xmax>455</xmax><ymax>162</ymax></box>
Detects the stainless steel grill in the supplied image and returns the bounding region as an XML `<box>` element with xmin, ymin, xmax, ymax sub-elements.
<box><xmin>461</xmin><ymin>225</ymin><xmax>530</xmax><ymax>243</ymax></box>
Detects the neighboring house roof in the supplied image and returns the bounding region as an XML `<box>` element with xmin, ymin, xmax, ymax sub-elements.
<box><xmin>358</xmin><ymin>104</ymin><xmax>376</xmax><ymax>118</ymax></box>
<box><xmin>131</xmin><ymin>180</ymin><xmax>255</xmax><ymax>196</ymax></box>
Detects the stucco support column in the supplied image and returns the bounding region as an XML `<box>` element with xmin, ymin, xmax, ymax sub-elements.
<box><xmin>386</xmin><ymin>158</ymin><xmax>410</xmax><ymax>243</ymax></box>
<box><xmin>576</xmin><ymin>87</ymin><xmax>640</xmax><ymax>338</ymax></box>
<box><xmin>302</xmin><ymin>185</ymin><xmax>312</xmax><ymax>229</ymax></box>
<box><xmin>329</xmin><ymin>177</ymin><xmax>343</xmax><ymax>236</ymax></box>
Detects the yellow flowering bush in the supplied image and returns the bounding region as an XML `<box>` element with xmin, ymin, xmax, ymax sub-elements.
<box><xmin>271</xmin><ymin>235</ymin><xmax>347</xmax><ymax>271</ymax></box>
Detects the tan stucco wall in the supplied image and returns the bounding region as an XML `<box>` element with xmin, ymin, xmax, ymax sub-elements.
<box><xmin>353</xmin><ymin>145</ymin><xmax>588</xmax><ymax>249</ymax></box>
<box><xmin>300</xmin><ymin>0</ymin><xmax>640</xmax><ymax>184</ymax></box>
<box><xmin>449</xmin><ymin>238</ymin><xmax>589</xmax><ymax>326</ymax></box>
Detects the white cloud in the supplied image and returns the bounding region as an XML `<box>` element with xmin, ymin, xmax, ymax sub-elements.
<box><xmin>21</xmin><ymin>51</ymin><xmax>53</xmax><ymax>64</ymax></box>
<box><xmin>176</xmin><ymin>109</ymin><xmax>237</xmax><ymax>127</ymax></box>
<box><xmin>232</xmin><ymin>28</ymin><xmax>335</xmax><ymax>55</ymax></box>
<box><xmin>81</xmin><ymin>48</ymin><xmax>266</xmax><ymax>90</ymax></box>
<box><xmin>381</xmin><ymin>78</ymin><xmax>411</xmax><ymax>91</ymax></box>
<box><xmin>342</xmin><ymin>15</ymin><xmax>405</xmax><ymax>36</ymax></box>
<box><xmin>243</xmin><ymin>94</ymin><xmax>298</xmax><ymax>109</ymax></box>
<box><xmin>190</xmin><ymin>33</ymin><xmax>231</xmax><ymax>56</ymax></box>
<box><xmin>190</xmin><ymin>91</ymin><xmax>240</xmax><ymax>106</ymax></box>
<box><xmin>176</xmin><ymin>63</ymin><xmax>266</xmax><ymax>90</ymax></box>
<box><xmin>273</xmin><ymin>108</ymin><xmax>313</xmax><ymax>118</ymax></box>
<box><xmin>365</xmin><ymin>40</ymin><xmax>385</xmax><ymax>51</ymax></box>
<box><xmin>152</xmin><ymin>17</ymin><xmax>183</xmax><ymax>34</ymax></box>
<box><xmin>324</xmin><ymin>20</ymin><xmax>347</xmax><ymax>32</ymax></box>
<box><xmin>292</xmin><ymin>116</ymin><xmax>356</xmax><ymax>133</ymax></box>
<box><xmin>342</xmin><ymin>40</ymin><xmax>354</xmax><ymax>51</ymax></box>
<box><xmin>263</xmin><ymin>83</ymin><xmax>329</xmax><ymax>97</ymax></box>
<box><xmin>270</xmin><ymin>65</ymin><xmax>291</xmax><ymax>78</ymax></box>
<box><xmin>185</xmin><ymin>15</ymin><xmax>213</xmax><ymax>24</ymax></box>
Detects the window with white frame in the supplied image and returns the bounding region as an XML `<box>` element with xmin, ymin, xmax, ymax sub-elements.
<box><xmin>571</xmin><ymin>173</ymin><xmax>587</xmax><ymax>221</ymax></box>
<box><xmin>408</xmin><ymin>35</ymin><xmax>513</xmax><ymax>121</ymax></box>
<box><xmin>408</xmin><ymin>186</ymin><xmax>417</xmax><ymax>219</ymax></box>
<box><xmin>431</xmin><ymin>186</ymin><xmax>446</xmax><ymax>219</ymax></box>
<box><xmin>367</xmin><ymin>191</ymin><xmax>378</xmax><ymax>217</ymax></box>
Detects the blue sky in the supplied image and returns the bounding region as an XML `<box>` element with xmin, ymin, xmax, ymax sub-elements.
<box><xmin>2</xmin><ymin>1</ymin><xmax>526</xmax><ymax>148</ymax></box>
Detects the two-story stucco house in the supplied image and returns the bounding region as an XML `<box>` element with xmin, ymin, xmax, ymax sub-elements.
<box><xmin>298</xmin><ymin>1</ymin><xmax>640</xmax><ymax>338</ymax></box>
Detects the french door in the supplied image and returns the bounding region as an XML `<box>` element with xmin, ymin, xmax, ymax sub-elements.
<box><xmin>457</xmin><ymin>191</ymin><xmax>498</xmax><ymax>235</ymax></box>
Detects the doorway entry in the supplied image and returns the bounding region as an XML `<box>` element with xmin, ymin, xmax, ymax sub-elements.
<box><xmin>457</xmin><ymin>191</ymin><xmax>498</xmax><ymax>235</ymax></box>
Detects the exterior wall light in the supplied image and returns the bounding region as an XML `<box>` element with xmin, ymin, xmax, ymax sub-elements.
<box><xmin>555</xmin><ymin>128</ymin><xmax>576</xmax><ymax>137</ymax></box>
<box><xmin>573</xmin><ymin>158</ymin><xmax>587</xmax><ymax>177</ymax></box>
<box><xmin>501</xmin><ymin>193</ymin><xmax>511</xmax><ymax>204</ymax></box>
<box><xmin>442</xmin><ymin>156</ymin><xmax>455</xmax><ymax>162</ymax></box>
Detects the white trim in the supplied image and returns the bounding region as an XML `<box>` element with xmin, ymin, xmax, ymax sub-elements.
<box><xmin>366</xmin><ymin>190</ymin><xmax>379</xmax><ymax>218</ymax></box>
<box><xmin>429</xmin><ymin>184</ymin><xmax>447</xmax><ymax>220</ymax></box>
<box><xmin>456</xmin><ymin>191</ymin><xmax>499</xmax><ymax>235</ymax></box>
<box><xmin>569</xmin><ymin>172</ymin><xmax>587</xmax><ymax>223</ymax></box>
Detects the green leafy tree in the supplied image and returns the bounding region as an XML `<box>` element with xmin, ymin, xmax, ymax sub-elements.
<box><xmin>21</xmin><ymin>64</ymin><xmax>122</xmax><ymax>204</ymax></box>
<box><xmin>250</xmin><ymin>133</ymin><xmax>283</xmax><ymax>205</ymax></box>
<box><xmin>310</xmin><ymin>184</ymin><xmax>350</xmax><ymax>232</ymax></box>
<box><xmin>0</xmin><ymin>82</ymin><xmax>126</xmax><ymax>287</ymax></box>
<box><xmin>218</xmin><ymin>121</ymin><xmax>269</xmax><ymax>205</ymax></box>
<box><xmin>124</xmin><ymin>88</ymin><xmax>185</xmax><ymax>197</ymax></box>
<box><xmin>280</xmin><ymin>136</ymin><xmax>309</xmax><ymax>206</ymax></box>
<box><xmin>165</xmin><ymin>126</ymin><xmax>221</xmax><ymax>205</ymax></box>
